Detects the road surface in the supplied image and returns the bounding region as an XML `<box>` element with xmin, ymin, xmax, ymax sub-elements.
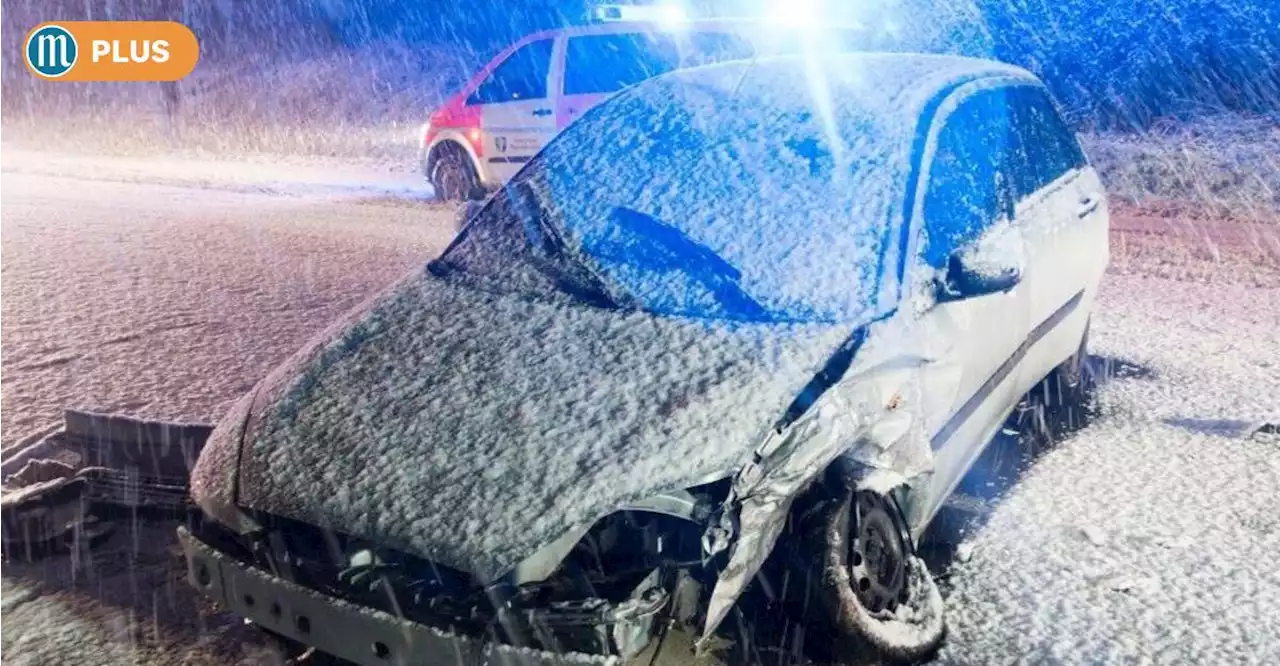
<box><xmin>1</xmin><ymin>158</ymin><xmax>1278</xmax><ymax>665</ymax></box>
<box><xmin>0</xmin><ymin>169</ymin><xmax>454</xmax><ymax>666</ymax></box>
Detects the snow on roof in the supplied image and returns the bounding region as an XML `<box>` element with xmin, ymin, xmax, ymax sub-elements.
<box><xmin>522</xmin><ymin>53</ymin><xmax>1033</xmax><ymax>322</ymax></box>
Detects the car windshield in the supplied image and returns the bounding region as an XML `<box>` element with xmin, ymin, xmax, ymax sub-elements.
<box><xmin>435</xmin><ymin>57</ymin><xmax>934</xmax><ymax>324</ymax></box>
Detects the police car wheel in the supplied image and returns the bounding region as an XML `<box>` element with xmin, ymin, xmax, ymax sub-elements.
<box><xmin>430</xmin><ymin>151</ymin><xmax>477</xmax><ymax>202</ymax></box>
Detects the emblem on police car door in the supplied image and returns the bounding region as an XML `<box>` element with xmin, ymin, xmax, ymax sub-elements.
<box><xmin>495</xmin><ymin>136</ymin><xmax>507</xmax><ymax>152</ymax></box>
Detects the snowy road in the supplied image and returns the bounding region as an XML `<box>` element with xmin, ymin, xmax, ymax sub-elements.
<box><xmin>2</xmin><ymin>157</ymin><xmax>1279</xmax><ymax>665</ymax></box>
<box><xmin>938</xmin><ymin>274</ymin><xmax>1280</xmax><ymax>664</ymax></box>
<box><xmin>0</xmin><ymin>169</ymin><xmax>453</xmax><ymax>450</ymax></box>
<box><xmin>0</xmin><ymin>168</ymin><xmax>455</xmax><ymax>666</ymax></box>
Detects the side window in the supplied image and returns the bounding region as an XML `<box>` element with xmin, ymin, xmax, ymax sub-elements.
<box><xmin>564</xmin><ymin>33</ymin><xmax>679</xmax><ymax>96</ymax></box>
<box><xmin>921</xmin><ymin>88</ymin><xmax>1015</xmax><ymax>267</ymax></box>
<box><xmin>467</xmin><ymin>39</ymin><xmax>553</xmax><ymax>105</ymax></box>
<box><xmin>1008</xmin><ymin>87</ymin><xmax>1087</xmax><ymax>199</ymax></box>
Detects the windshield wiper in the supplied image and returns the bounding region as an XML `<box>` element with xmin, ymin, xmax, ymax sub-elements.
<box><xmin>606</xmin><ymin>207</ymin><xmax>771</xmax><ymax>321</ymax></box>
<box><xmin>512</xmin><ymin>181</ymin><xmax>620</xmax><ymax>309</ymax></box>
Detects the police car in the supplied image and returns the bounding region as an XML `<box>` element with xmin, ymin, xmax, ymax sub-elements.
<box><xmin>420</xmin><ymin>5</ymin><xmax>869</xmax><ymax>199</ymax></box>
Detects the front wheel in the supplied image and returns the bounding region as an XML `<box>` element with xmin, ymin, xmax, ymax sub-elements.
<box><xmin>816</xmin><ymin>485</ymin><xmax>945</xmax><ymax>662</ymax></box>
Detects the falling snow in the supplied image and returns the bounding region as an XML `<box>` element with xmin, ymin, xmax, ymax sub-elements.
<box><xmin>4</xmin><ymin>0</ymin><xmax>1280</xmax><ymax>664</ymax></box>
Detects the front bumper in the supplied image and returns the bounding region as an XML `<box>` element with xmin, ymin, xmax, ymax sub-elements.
<box><xmin>178</xmin><ymin>527</ymin><xmax>619</xmax><ymax>666</ymax></box>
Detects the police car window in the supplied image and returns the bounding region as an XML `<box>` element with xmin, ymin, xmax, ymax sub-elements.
<box><xmin>468</xmin><ymin>39</ymin><xmax>553</xmax><ymax>105</ymax></box>
<box><xmin>1008</xmin><ymin>87</ymin><xmax>1087</xmax><ymax>199</ymax></box>
<box><xmin>921</xmin><ymin>88</ymin><xmax>1015</xmax><ymax>267</ymax></box>
<box><xmin>564</xmin><ymin>33</ymin><xmax>679</xmax><ymax>96</ymax></box>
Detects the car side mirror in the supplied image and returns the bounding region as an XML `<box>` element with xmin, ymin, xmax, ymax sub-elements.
<box><xmin>935</xmin><ymin>234</ymin><xmax>1024</xmax><ymax>303</ymax></box>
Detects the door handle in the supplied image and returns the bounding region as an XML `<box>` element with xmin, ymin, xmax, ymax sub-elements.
<box><xmin>1076</xmin><ymin>196</ymin><xmax>1100</xmax><ymax>218</ymax></box>
<box><xmin>531</xmin><ymin>108</ymin><xmax>552</xmax><ymax>117</ymax></box>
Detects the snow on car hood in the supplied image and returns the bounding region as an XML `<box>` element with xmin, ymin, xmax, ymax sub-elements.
<box><xmin>230</xmin><ymin>270</ymin><xmax>853</xmax><ymax>580</ymax></box>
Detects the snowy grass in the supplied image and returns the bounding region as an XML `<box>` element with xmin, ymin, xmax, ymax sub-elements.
<box><xmin>1107</xmin><ymin>203</ymin><xmax>1280</xmax><ymax>288</ymax></box>
<box><xmin>1081</xmin><ymin>114</ymin><xmax>1280</xmax><ymax>221</ymax></box>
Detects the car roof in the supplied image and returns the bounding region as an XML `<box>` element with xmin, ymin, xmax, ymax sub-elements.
<box><xmin>600</xmin><ymin>18</ymin><xmax>861</xmax><ymax>36</ymax></box>
<box><xmin>459</xmin><ymin>20</ymin><xmax>875</xmax><ymax>101</ymax></box>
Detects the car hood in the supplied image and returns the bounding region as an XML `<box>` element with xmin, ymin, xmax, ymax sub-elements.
<box><xmin>210</xmin><ymin>269</ymin><xmax>854</xmax><ymax>580</ymax></box>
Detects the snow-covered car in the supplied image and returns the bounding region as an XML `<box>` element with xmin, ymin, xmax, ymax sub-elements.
<box><xmin>182</xmin><ymin>52</ymin><xmax>1108</xmax><ymax>664</ymax></box>
<box><xmin>420</xmin><ymin>12</ymin><xmax>873</xmax><ymax>199</ymax></box>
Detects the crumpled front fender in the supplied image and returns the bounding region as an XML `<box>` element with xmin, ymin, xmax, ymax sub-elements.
<box><xmin>697</xmin><ymin>320</ymin><xmax>949</xmax><ymax>645</ymax></box>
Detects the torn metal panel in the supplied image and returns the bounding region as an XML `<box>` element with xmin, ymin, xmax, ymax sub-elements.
<box><xmin>699</xmin><ymin>316</ymin><xmax>947</xmax><ymax>645</ymax></box>
<box><xmin>2</xmin><ymin>410</ymin><xmax>217</xmax><ymax>549</ymax></box>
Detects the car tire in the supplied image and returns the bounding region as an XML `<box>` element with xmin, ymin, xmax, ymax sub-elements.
<box><xmin>814</xmin><ymin>482</ymin><xmax>946</xmax><ymax>663</ymax></box>
<box><xmin>429</xmin><ymin>145</ymin><xmax>478</xmax><ymax>202</ymax></box>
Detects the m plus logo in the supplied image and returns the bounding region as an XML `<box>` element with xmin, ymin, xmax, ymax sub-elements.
<box><xmin>23</xmin><ymin>22</ymin><xmax>199</xmax><ymax>82</ymax></box>
<box><xmin>26</xmin><ymin>24</ymin><xmax>78</xmax><ymax>79</ymax></box>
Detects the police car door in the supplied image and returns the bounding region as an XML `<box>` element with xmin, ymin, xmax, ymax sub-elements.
<box><xmin>907</xmin><ymin>84</ymin><xmax>1032</xmax><ymax>533</ymax></box>
<box><xmin>474</xmin><ymin>38</ymin><xmax>559</xmax><ymax>183</ymax></box>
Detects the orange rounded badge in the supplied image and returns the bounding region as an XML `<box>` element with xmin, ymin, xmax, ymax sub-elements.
<box><xmin>25</xmin><ymin>21</ymin><xmax>199</xmax><ymax>81</ymax></box>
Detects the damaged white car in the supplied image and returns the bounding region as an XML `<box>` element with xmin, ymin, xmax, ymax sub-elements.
<box><xmin>181</xmin><ymin>52</ymin><xmax>1108</xmax><ymax>665</ymax></box>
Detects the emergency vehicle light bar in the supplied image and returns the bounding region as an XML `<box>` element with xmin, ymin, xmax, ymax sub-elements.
<box><xmin>589</xmin><ymin>3</ymin><xmax>688</xmax><ymax>25</ymax></box>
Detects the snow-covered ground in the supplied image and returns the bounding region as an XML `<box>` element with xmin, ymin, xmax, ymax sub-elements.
<box><xmin>1</xmin><ymin>153</ymin><xmax>1278</xmax><ymax>664</ymax></box>
<box><xmin>938</xmin><ymin>274</ymin><xmax>1280</xmax><ymax>664</ymax></box>
<box><xmin>0</xmin><ymin>161</ymin><xmax>456</xmax><ymax>666</ymax></box>
<box><xmin>0</xmin><ymin>166</ymin><xmax>450</xmax><ymax>451</ymax></box>
<box><xmin>1</xmin><ymin>149</ymin><xmax>432</xmax><ymax>202</ymax></box>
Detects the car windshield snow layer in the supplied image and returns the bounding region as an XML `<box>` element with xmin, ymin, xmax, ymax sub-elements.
<box><xmin>434</xmin><ymin>58</ymin><xmax>919</xmax><ymax>324</ymax></box>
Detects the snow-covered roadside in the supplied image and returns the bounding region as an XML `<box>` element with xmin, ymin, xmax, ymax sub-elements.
<box><xmin>0</xmin><ymin>149</ymin><xmax>435</xmax><ymax>201</ymax></box>
<box><xmin>0</xmin><ymin>172</ymin><xmax>456</xmax><ymax>450</ymax></box>
<box><xmin>939</xmin><ymin>275</ymin><xmax>1280</xmax><ymax>664</ymax></box>
<box><xmin>0</xmin><ymin>170</ymin><xmax>462</xmax><ymax>666</ymax></box>
<box><xmin>0</xmin><ymin>522</ymin><xmax>289</xmax><ymax>666</ymax></box>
